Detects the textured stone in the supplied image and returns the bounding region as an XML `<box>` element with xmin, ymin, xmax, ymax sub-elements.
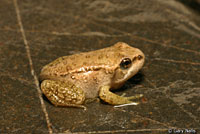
<box><xmin>0</xmin><ymin>0</ymin><xmax>200</xmax><ymax>133</ymax></box>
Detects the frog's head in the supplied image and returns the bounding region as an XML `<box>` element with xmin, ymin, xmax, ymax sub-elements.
<box><xmin>111</xmin><ymin>42</ymin><xmax>145</xmax><ymax>89</ymax></box>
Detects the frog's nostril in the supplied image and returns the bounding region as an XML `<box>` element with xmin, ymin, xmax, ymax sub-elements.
<box><xmin>138</xmin><ymin>55</ymin><xmax>143</xmax><ymax>60</ymax></box>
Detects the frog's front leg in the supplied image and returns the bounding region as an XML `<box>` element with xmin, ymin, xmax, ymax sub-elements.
<box><xmin>99</xmin><ymin>85</ymin><xmax>143</xmax><ymax>105</ymax></box>
<box><xmin>41</xmin><ymin>80</ymin><xmax>86</xmax><ymax>110</ymax></box>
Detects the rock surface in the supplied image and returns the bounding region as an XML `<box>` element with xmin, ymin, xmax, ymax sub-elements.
<box><xmin>0</xmin><ymin>0</ymin><xmax>200</xmax><ymax>133</ymax></box>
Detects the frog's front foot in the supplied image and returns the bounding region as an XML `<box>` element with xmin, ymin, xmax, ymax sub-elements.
<box><xmin>99</xmin><ymin>86</ymin><xmax>143</xmax><ymax>105</ymax></box>
<box><xmin>41</xmin><ymin>80</ymin><xmax>86</xmax><ymax>110</ymax></box>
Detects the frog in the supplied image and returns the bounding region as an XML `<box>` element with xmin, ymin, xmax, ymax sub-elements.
<box><xmin>39</xmin><ymin>42</ymin><xmax>145</xmax><ymax>109</ymax></box>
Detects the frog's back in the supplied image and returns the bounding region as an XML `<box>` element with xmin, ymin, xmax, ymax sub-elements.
<box><xmin>39</xmin><ymin>42</ymin><xmax>136</xmax><ymax>81</ymax></box>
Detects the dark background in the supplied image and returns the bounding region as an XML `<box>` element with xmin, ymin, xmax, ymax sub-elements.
<box><xmin>0</xmin><ymin>0</ymin><xmax>200</xmax><ymax>134</ymax></box>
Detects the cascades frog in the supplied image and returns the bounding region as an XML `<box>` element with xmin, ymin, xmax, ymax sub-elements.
<box><xmin>39</xmin><ymin>42</ymin><xmax>145</xmax><ymax>109</ymax></box>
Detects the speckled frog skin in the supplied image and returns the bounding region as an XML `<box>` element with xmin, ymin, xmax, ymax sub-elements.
<box><xmin>39</xmin><ymin>42</ymin><xmax>145</xmax><ymax>109</ymax></box>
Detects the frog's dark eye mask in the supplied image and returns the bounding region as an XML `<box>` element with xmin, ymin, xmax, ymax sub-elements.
<box><xmin>120</xmin><ymin>58</ymin><xmax>132</xmax><ymax>69</ymax></box>
<box><xmin>120</xmin><ymin>55</ymin><xmax>144</xmax><ymax>69</ymax></box>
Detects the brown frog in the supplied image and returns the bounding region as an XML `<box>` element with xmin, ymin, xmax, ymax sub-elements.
<box><xmin>39</xmin><ymin>42</ymin><xmax>145</xmax><ymax>109</ymax></box>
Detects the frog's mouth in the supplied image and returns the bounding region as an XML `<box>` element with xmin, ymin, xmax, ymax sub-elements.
<box><xmin>125</xmin><ymin>60</ymin><xmax>144</xmax><ymax>80</ymax></box>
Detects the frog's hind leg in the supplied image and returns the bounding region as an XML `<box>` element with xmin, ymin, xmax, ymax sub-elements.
<box><xmin>99</xmin><ymin>86</ymin><xmax>143</xmax><ymax>105</ymax></box>
<box><xmin>41</xmin><ymin>80</ymin><xmax>86</xmax><ymax>110</ymax></box>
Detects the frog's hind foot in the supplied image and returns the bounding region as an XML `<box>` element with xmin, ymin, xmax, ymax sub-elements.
<box><xmin>41</xmin><ymin>80</ymin><xmax>86</xmax><ymax>110</ymax></box>
<box><xmin>60</xmin><ymin>104</ymin><xmax>87</xmax><ymax>110</ymax></box>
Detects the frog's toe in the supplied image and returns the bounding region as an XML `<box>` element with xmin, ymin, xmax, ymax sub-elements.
<box><xmin>125</xmin><ymin>94</ymin><xmax>143</xmax><ymax>100</ymax></box>
<box><xmin>41</xmin><ymin>80</ymin><xmax>86</xmax><ymax>109</ymax></box>
<box><xmin>85</xmin><ymin>98</ymin><xmax>99</xmax><ymax>104</ymax></box>
<box><xmin>120</xmin><ymin>93</ymin><xmax>126</xmax><ymax>97</ymax></box>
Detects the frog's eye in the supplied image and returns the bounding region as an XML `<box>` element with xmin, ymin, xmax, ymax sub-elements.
<box><xmin>120</xmin><ymin>58</ymin><xmax>132</xmax><ymax>69</ymax></box>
